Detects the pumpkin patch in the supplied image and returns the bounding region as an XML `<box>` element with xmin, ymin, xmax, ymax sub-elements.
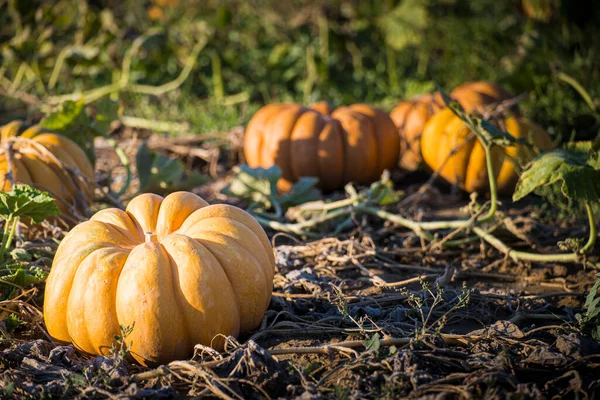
<box><xmin>2</xmin><ymin>2</ymin><xmax>599</xmax><ymax>397</ymax></box>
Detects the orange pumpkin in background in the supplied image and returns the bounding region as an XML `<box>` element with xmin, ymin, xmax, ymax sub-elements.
<box><xmin>420</xmin><ymin>109</ymin><xmax>553</xmax><ymax>195</ymax></box>
<box><xmin>390</xmin><ymin>81</ymin><xmax>517</xmax><ymax>171</ymax></box>
<box><xmin>244</xmin><ymin>102</ymin><xmax>400</xmax><ymax>192</ymax></box>
<box><xmin>44</xmin><ymin>191</ymin><xmax>275</xmax><ymax>366</ymax></box>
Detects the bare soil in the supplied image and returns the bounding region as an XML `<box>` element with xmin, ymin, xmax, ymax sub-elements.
<box><xmin>1</xmin><ymin>131</ymin><xmax>599</xmax><ymax>399</ymax></box>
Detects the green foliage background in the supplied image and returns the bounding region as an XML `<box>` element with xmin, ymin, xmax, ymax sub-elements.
<box><xmin>1</xmin><ymin>0</ymin><xmax>599</xmax><ymax>142</ymax></box>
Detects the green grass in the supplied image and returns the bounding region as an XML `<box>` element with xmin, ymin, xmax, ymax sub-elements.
<box><xmin>0</xmin><ymin>0</ymin><xmax>598</xmax><ymax>139</ymax></box>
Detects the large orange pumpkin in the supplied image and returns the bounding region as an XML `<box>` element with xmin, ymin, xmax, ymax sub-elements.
<box><xmin>43</xmin><ymin>191</ymin><xmax>275</xmax><ymax>366</ymax></box>
<box><xmin>390</xmin><ymin>82</ymin><xmax>516</xmax><ymax>171</ymax></box>
<box><xmin>0</xmin><ymin>121</ymin><xmax>95</xmax><ymax>226</ymax></box>
<box><xmin>244</xmin><ymin>103</ymin><xmax>399</xmax><ymax>192</ymax></box>
<box><xmin>420</xmin><ymin>109</ymin><xmax>553</xmax><ymax>194</ymax></box>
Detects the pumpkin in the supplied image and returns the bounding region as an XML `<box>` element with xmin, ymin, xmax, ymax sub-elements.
<box><xmin>390</xmin><ymin>93</ymin><xmax>444</xmax><ymax>171</ymax></box>
<box><xmin>244</xmin><ymin>102</ymin><xmax>400</xmax><ymax>192</ymax></box>
<box><xmin>420</xmin><ymin>109</ymin><xmax>553</xmax><ymax>194</ymax></box>
<box><xmin>390</xmin><ymin>81</ymin><xmax>517</xmax><ymax>171</ymax></box>
<box><xmin>43</xmin><ymin>191</ymin><xmax>275</xmax><ymax>366</ymax></box>
<box><xmin>0</xmin><ymin>121</ymin><xmax>94</xmax><ymax>226</ymax></box>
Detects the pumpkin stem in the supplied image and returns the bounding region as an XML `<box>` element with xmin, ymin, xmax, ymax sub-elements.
<box><xmin>145</xmin><ymin>232</ymin><xmax>158</xmax><ymax>243</ymax></box>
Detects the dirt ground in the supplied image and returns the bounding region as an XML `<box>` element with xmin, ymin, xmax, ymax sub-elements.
<box><xmin>1</xmin><ymin>131</ymin><xmax>599</xmax><ymax>399</ymax></box>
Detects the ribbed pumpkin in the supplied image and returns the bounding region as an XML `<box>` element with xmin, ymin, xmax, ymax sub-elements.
<box><xmin>390</xmin><ymin>93</ymin><xmax>444</xmax><ymax>171</ymax></box>
<box><xmin>0</xmin><ymin>121</ymin><xmax>95</xmax><ymax>226</ymax></box>
<box><xmin>390</xmin><ymin>81</ymin><xmax>516</xmax><ymax>171</ymax></box>
<box><xmin>421</xmin><ymin>109</ymin><xmax>553</xmax><ymax>194</ymax></box>
<box><xmin>43</xmin><ymin>191</ymin><xmax>275</xmax><ymax>366</ymax></box>
<box><xmin>244</xmin><ymin>102</ymin><xmax>400</xmax><ymax>192</ymax></box>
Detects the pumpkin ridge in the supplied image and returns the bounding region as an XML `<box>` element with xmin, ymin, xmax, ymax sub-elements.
<box><xmin>283</xmin><ymin>108</ymin><xmax>308</xmax><ymax>183</ymax></box>
<box><xmin>192</xmin><ymin>231</ymin><xmax>266</xmax><ymax>332</ymax></box>
<box><xmin>316</xmin><ymin>118</ymin><xmax>345</xmax><ymax>191</ymax></box>
<box><xmin>159</xmin><ymin>242</ymin><xmax>193</xmax><ymax>349</ymax></box>
<box><xmin>66</xmin><ymin>247</ymin><xmax>113</xmax><ymax>354</ymax></box>
<box><xmin>155</xmin><ymin>191</ymin><xmax>209</xmax><ymax>238</ymax></box>
<box><xmin>180</xmin><ymin>205</ymin><xmax>276</xmax><ymax>273</ymax></box>
<box><xmin>261</xmin><ymin>105</ymin><xmax>305</xmax><ymax>186</ymax></box>
<box><xmin>91</xmin><ymin>208</ymin><xmax>145</xmax><ymax>245</ymax></box>
<box><xmin>161</xmin><ymin>234</ymin><xmax>241</xmax><ymax>349</ymax></box>
<box><xmin>81</xmin><ymin>248</ymin><xmax>129</xmax><ymax>355</ymax></box>
<box><xmin>181</xmin><ymin>218</ymin><xmax>272</xmax><ymax>310</ymax></box>
<box><xmin>125</xmin><ymin>193</ymin><xmax>163</xmax><ymax>234</ymax></box>
<box><xmin>289</xmin><ymin>110</ymin><xmax>323</xmax><ymax>183</ymax></box>
<box><xmin>116</xmin><ymin>241</ymin><xmax>189</xmax><ymax>365</ymax></box>
<box><xmin>45</xmin><ymin>241</ymin><xmax>117</xmax><ymax>342</ymax></box>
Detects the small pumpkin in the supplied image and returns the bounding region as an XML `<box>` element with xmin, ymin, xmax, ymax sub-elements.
<box><xmin>390</xmin><ymin>81</ymin><xmax>516</xmax><ymax>171</ymax></box>
<box><xmin>0</xmin><ymin>121</ymin><xmax>95</xmax><ymax>226</ymax></box>
<box><xmin>390</xmin><ymin>93</ymin><xmax>444</xmax><ymax>171</ymax></box>
<box><xmin>43</xmin><ymin>191</ymin><xmax>275</xmax><ymax>366</ymax></box>
<box><xmin>244</xmin><ymin>102</ymin><xmax>399</xmax><ymax>192</ymax></box>
<box><xmin>420</xmin><ymin>109</ymin><xmax>553</xmax><ymax>194</ymax></box>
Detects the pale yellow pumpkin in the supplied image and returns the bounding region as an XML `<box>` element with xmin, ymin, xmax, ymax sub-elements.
<box><xmin>43</xmin><ymin>191</ymin><xmax>275</xmax><ymax>366</ymax></box>
<box><xmin>0</xmin><ymin>121</ymin><xmax>95</xmax><ymax>226</ymax></box>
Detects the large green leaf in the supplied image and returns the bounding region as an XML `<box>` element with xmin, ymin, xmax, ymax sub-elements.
<box><xmin>94</xmin><ymin>99</ymin><xmax>122</xmax><ymax>134</ymax></box>
<box><xmin>223</xmin><ymin>165</ymin><xmax>281</xmax><ymax>209</ymax></box>
<box><xmin>377</xmin><ymin>0</ymin><xmax>428</xmax><ymax>52</ymax></box>
<box><xmin>513</xmin><ymin>149</ymin><xmax>600</xmax><ymax>202</ymax></box>
<box><xmin>280</xmin><ymin>177</ymin><xmax>320</xmax><ymax>208</ymax></box>
<box><xmin>0</xmin><ymin>184</ymin><xmax>59</xmax><ymax>223</ymax></box>
<box><xmin>136</xmin><ymin>142</ymin><xmax>206</xmax><ymax>193</ymax></box>
<box><xmin>565</xmin><ymin>140</ymin><xmax>600</xmax><ymax>170</ymax></box>
<box><xmin>223</xmin><ymin>164</ymin><xmax>321</xmax><ymax>211</ymax></box>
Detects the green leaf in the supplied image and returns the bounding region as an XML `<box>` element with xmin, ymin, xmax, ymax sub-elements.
<box><xmin>362</xmin><ymin>332</ymin><xmax>381</xmax><ymax>352</ymax></box>
<box><xmin>40</xmin><ymin>99</ymin><xmax>87</xmax><ymax>131</ymax></box>
<box><xmin>94</xmin><ymin>99</ymin><xmax>121</xmax><ymax>135</ymax></box>
<box><xmin>40</xmin><ymin>100</ymin><xmax>96</xmax><ymax>163</ymax></box>
<box><xmin>136</xmin><ymin>143</ymin><xmax>193</xmax><ymax>193</ymax></box>
<box><xmin>10</xmin><ymin>248</ymin><xmax>31</xmax><ymax>261</ymax></box>
<box><xmin>377</xmin><ymin>0</ymin><xmax>428</xmax><ymax>52</ymax></box>
<box><xmin>368</xmin><ymin>171</ymin><xmax>401</xmax><ymax>205</ymax></box>
<box><xmin>68</xmin><ymin>46</ymin><xmax>100</xmax><ymax>61</ymax></box>
<box><xmin>280</xmin><ymin>177</ymin><xmax>321</xmax><ymax>207</ymax></box>
<box><xmin>584</xmin><ymin>275</ymin><xmax>600</xmax><ymax>312</ymax></box>
<box><xmin>136</xmin><ymin>142</ymin><xmax>153</xmax><ymax>191</ymax></box>
<box><xmin>223</xmin><ymin>165</ymin><xmax>321</xmax><ymax>211</ymax></box>
<box><xmin>1</xmin><ymin>268</ymin><xmax>45</xmax><ymax>286</ymax></box>
<box><xmin>222</xmin><ymin>165</ymin><xmax>281</xmax><ymax>209</ymax></box>
<box><xmin>0</xmin><ymin>184</ymin><xmax>60</xmax><ymax>223</ymax></box>
<box><xmin>513</xmin><ymin>149</ymin><xmax>600</xmax><ymax>202</ymax></box>
<box><xmin>564</xmin><ymin>140</ymin><xmax>600</xmax><ymax>170</ymax></box>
